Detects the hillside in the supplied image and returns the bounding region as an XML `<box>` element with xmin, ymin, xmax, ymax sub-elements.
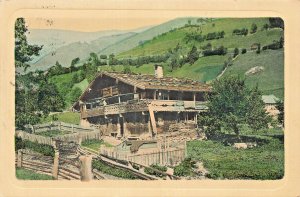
<box><xmin>98</xmin><ymin>17</ymin><xmax>207</xmax><ymax>56</ymax></box>
<box><xmin>119</xmin><ymin>18</ymin><xmax>282</xmax><ymax>58</ymax></box>
<box><xmin>27</xmin><ymin>29</ymin><xmax>128</xmax><ymax>63</ymax></box>
<box><xmin>29</xmin><ymin>32</ymin><xmax>136</xmax><ymax>71</ymax></box>
<box><xmin>222</xmin><ymin>49</ymin><xmax>284</xmax><ymax>99</ymax></box>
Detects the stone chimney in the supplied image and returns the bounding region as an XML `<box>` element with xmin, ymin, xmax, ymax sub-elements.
<box><xmin>154</xmin><ymin>65</ymin><xmax>163</xmax><ymax>78</ymax></box>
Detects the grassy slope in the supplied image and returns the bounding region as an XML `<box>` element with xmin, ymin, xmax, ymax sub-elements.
<box><xmin>222</xmin><ymin>49</ymin><xmax>284</xmax><ymax>99</ymax></box>
<box><xmin>118</xmin><ymin>18</ymin><xmax>282</xmax><ymax>58</ymax></box>
<box><xmin>41</xmin><ymin>112</ymin><xmax>81</xmax><ymax>125</ymax></box>
<box><xmin>16</xmin><ymin>168</ymin><xmax>54</xmax><ymax>180</ymax></box>
<box><xmin>187</xmin><ymin>128</ymin><xmax>284</xmax><ymax>180</ymax></box>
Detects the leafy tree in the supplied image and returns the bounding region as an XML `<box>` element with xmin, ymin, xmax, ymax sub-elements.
<box><xmin>15</xmin><ymin>18</ymin><xmax>43</xmax><ymax>71</ymax></box>
<box><xmin>250</xmin><ymin>23</ymin><xmax>257</xmax><ymax>34</ymax></box>
<box><xmin>198</xmin><ymin>76</ymin><xmax>270</xmax><ymax>138</ymax></box>
<box><xmin>276</xmin><ymin>101</ymin><xmax>284</xmax><ymax>127</ymax></box>
<box><xmin>256</xmin><ymin>43</ymin><xmax>261</xmax><ymax>54</ymax></box>
<box><xmin>269</xmin><ymin>18</ymin><xmax>284</xmax><ymax>29</ymax></box>
<box><xmin>186</xmin><ymin>45</ymin><xmax>199</xmax><ymax>65</ymax></box>
<box><xmin>89</xmin><ymin>52</ymin><xmax>100</xmax><ymax>66</ymax></box>
<box><xmin>123</xmin><ymin>66</ymin><xmax>132</xmax><ymax>74</ymax></box>
<box><xmin>262</xmin><ymin>23</ymin><xmax>269</xmax><ymax>31</ymax></box>
<box><xmin>233</xmin><ymin>48</ymin><xmax>239</xmax><ymax>58</ymax></box>
<box><xmin>37</xmin><ymin>82</ymin><xmax>65</xmax><ymax>115</ymax></box>
<box><xmin>241</xmin><ymin>48</ymin><xmax>247</xmax><ymax>54</ymax></box>
<box><xmin>100</xmin><ymin>54</ymin><xmax>107</xmax><ymax>59</ymax></box>
<box><xmin>70</xmin><ymin>57</ymin><xmax>80</xmax><ymax>72</ymax></box>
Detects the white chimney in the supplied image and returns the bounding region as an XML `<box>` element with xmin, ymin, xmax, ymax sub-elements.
<box><xmin>155</xmin><ymin>65</ymin><xmax>163</xmax><ymax>78</ymax></box>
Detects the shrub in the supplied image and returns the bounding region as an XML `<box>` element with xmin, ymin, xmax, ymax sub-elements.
<box><xmin>232</xmin><ymin>28</ymin><xmax>248</xmax><ymax>36</ymax></box>
<box><xmin>144</xmin><ymin>164</ymin><xmax>167</xmax><ymax>178</ymax></box>
<box><xmin>203</xmin><ymin>46</ymin><xmax>227</xmax><ymax>56</ymax></box>
<box><xmin>15</xmin><ymin>137</ymin><xmax>55</xmax><ymax>157</ymax></box>
<box><xmin>92</xmin><ymin>159</ymin><xmax>137</xmax><ymax>179</ymax></box>
<box><xmin>241</xmin><ymin>48</ymin><xmax>247</xmax><ymax>54</ymax></box>
<box><xmin>174</xmin><ymin>157</ymin><xmax>196</xmax><ymax>177</ymax></box>
<box><xmin>233</xmin><ymin>48</ymin><xmax>239</xmax><ymax>58</ymax></box>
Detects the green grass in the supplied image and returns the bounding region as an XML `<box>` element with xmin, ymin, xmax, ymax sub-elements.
<box><xmin>167</xmin><ymin>55</ymin><xmax>230</xmax><ymax>82</ymax></box>
<box><xmin>187</xmin><ymin>128</ymin><xmax>284</xmax><ymax>180</ymax></box>
<box><xmin>92</xmin><ymin>159</ymin><xmax>137</xmax><ymax>179</ymax></box>
<box><xmin>73</xmin><ymin>78</ymin><xmax>89</xmax><ymax>92</ymax></box>
<box><xmin>41</xmin><ymin>112</ymin><xmax>81</xmax><ymax>125</ymax></box>
<box><xmin>81</xmin><ymin>139</ymin><xmax>114</xmax><ymax>151</ymax></box>
<box><xmin>36</xmin><ymin>130</ymin><xmax>71</xmax><ymax>137</ymax></box>
<box><xmin>223</xmin><ymin>49</ymin><xmax>284</xmax><ymax>99</ymax></box>
<box><xmin>118</xmin><ymin>18</ymin><xmax>282</xmax><ymax>58</ymax></box>
<box><xmin>16</xmin><ymin>168</ymin><xmax>54</xmax><ymax>180</ymax></box>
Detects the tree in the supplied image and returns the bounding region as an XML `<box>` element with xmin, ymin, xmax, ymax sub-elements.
<box><xmin>15</xmin><ymin>18</ymin><xmax>43</xmax><ymax>71</ymax></box>
<box><xmin>123</xmin><ymin>66</ymin><xmax>132</xmax><ymax>74</ymax></box>
<box><xmin>276</xmin><ymin>101</ymin><xmax>284</xmax><ymax>127</ymax></box>
<box><xmin>186</xmin><ymin>46</ymin><xmax>199</xmax><ymax>65</ymax></box>
<box><xmin>256</xmin><ymin>43</ymin><xmax>261</xmax><ymax>54</ymax></box>
<box><xmin>241</xmin><ymin>48</ymin><xmax>247</xmax><ymax>54</ymax></box>
<box><xmin>250</xmin><ymin>23</ymin><xmax>257</xmax><ymax>34</ymax></box>
<box><xmin>233</xmin><ymin>48</ymin><xmax>239</xmax><ymax>58</ymax></box>
<box><xmin>198</xmin><ymin>76</ymin><xmax>270</xmax><ymax>138</ymax></box>
<box><xmin>70</xmin><ymin>57</ymin><xmax>80</xmax><ymax>72</ymax></box>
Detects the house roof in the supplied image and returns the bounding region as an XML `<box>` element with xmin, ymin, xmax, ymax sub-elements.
<box><xmin>262</xmin><ymin>95</ymin><xmax>279</xmax><ymax>104</ymax></box>
<box><xmin>72</xmin><ymin>71</ymin><xmax>211</xmax><ymax>110</ymax></box>
<box><xmin>103</xmin><ymin>72</ymin><xmax>212</xmax><ymax>92</ymax></box>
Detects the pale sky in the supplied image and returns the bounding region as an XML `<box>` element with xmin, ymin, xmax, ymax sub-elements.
<box><xmin>25</xmin><ymin>14</ymin><xmax>178</xmax><ymax>32</ymax></box>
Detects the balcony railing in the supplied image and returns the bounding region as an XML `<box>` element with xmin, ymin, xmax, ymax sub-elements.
<box><xmin>81</xmin><ymin>99</ymin><xmax>208</xmax><ymax>118</ymax></box>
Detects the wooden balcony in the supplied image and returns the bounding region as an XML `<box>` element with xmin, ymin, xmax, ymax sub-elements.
<box><xmin>81</xmin><ymin>100</ymin><xmax>208</xmax><ymax>118</ymax></box>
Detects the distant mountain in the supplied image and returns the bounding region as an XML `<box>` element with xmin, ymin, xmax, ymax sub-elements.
<box><xmin>98</xmin><ymin>17</ymin><xmax>205</xmax><ymax>56</ymax></box>
<box><xmin>27</xmin><ymin>29</ymin><xmax>127</xmax><ymax>63</ymax></box>
<box><xmin>26</xmin><ymin>17</ymin><xmax>205</xmax><ymax>71</ymax></box>
<box><xmin>28</xmin><ymin>32</ymin><xmax>136</xmax><ymax>71</ymax></box>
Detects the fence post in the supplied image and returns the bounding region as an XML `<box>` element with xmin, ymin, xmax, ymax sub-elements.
<box><xmin>79</xmin><ymin>155</ymin><xmax>93</xmax><ymax>181</ymax></box>
<box><xmin>184</xmin><ymin>141</ymin><xmax>187</xmax><ymax>158</ymax></box>
<box><xmin>17</xmin><ymin>149</ymin><xmax>23</xmax><ymax>168</ymax></box>
<box><xmin>52</xmin><ymin>150</ymin><xmax>59</xmax><ymax>180</ymax></box>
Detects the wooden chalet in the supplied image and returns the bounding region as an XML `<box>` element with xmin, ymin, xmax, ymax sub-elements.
<box><xmin>73</xmin><ymin>66</ymin><xmax>211</xmax><ymax>139</ymax></box>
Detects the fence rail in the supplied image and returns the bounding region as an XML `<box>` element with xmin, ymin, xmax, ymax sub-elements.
<box><xmin>16</xmin><ymin>130</ymin><xmax>101</xmax><ymax>145</ymax></box>
<box><xmin>99</xmin><ymin>145</ymin><xmax>186</xmax><ymax>167</ymax></box>
<box><xmin>29</xmin><ymin>121</ymin><xmax>95</xmax><ymax>133</ymax></box>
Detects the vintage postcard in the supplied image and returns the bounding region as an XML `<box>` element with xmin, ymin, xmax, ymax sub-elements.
<box><xmin>0</xmin><ymin>0</ymin><xmax>300</xmax><ymax>197</ymax></box>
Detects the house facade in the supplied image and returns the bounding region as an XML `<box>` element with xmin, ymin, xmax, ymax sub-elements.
<box><xmin>73</xmin><ymin>66</ymin><xmax>211</xmax><ymax>140</ymax></box>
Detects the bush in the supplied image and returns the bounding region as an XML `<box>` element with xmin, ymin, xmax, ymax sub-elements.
<box><xmin>232</xmin><ymin>28</ymin><xmax>248</xmax><ymax>36</ymax></box>
<box><xmin>144</xmin><ymin>164</ymin><xmax>167</xmax><ymax>178</ymax></box>
<box><xmin>241</xmin><ymin>48</ymin><xmax>247</xmax><ymax>54</ymax></box>
<box><xmin>15</xmin><ymin>137</ymin><xmax>55</xmax><ymax>157</ymax></box>
<box><xmin>233</xmin><ymin>48</ymin><xmax>239</xmax><ymax>58</ymax></box>
<box><xmin>92</xmin><ymin>159</ymin><xmax>137</xmax><ymax>179</ymax></box>
<box><xmin>174</xmin><ymin>157</ymin><xmax>196</xmax><ymax>177</ymax></box>
<box><xmin>203</xmin><ymin>46</ymin><xmax>227</xmax><ymax>56</ymax></box>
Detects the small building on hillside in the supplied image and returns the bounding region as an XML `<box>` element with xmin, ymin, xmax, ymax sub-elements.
<box><xmin>262</xmin><ymin>95</ymin><xmax>280</xmax><ymax>116</ymax></box>
<box><xmin>73</xmin><ymin>65</ymin><xmax>211</xmax><ymax>140</ymax></box>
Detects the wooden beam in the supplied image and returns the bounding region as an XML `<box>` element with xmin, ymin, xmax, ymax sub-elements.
<box><xmin>148</xmin><ymin>106</ymin><xmax>157</xmax><ymax>137</ymax></box>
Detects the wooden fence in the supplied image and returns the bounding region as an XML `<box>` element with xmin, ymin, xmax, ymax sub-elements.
<box><xmin>99</xmin><ymin>144</ymin><xmax>186</xmax><ymax>167</ymax></box>
<box><xmin>15</xmin><ymin>130</ymin><xmax>54</xmax><ymax>146</ymax></box>
<box><xmin>30</xmin><ymin>122</ymin><xmax>94</xmax><ymax>133</ymax></box>
<box><xmin>16</xmin><ymin>149</ymin><xmax>85</xmax><ymax>180</ymax></box>
<box><xmin>16</xmin><ymin>130</ymin><xmax>101</xmax><ymax>145</ymax></box>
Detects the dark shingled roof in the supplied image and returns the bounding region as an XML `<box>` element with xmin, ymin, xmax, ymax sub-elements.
<box><xmin>103</xmin><ymin>72</ymin><xmax>211</xmax><ymax>92</ymax></box>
